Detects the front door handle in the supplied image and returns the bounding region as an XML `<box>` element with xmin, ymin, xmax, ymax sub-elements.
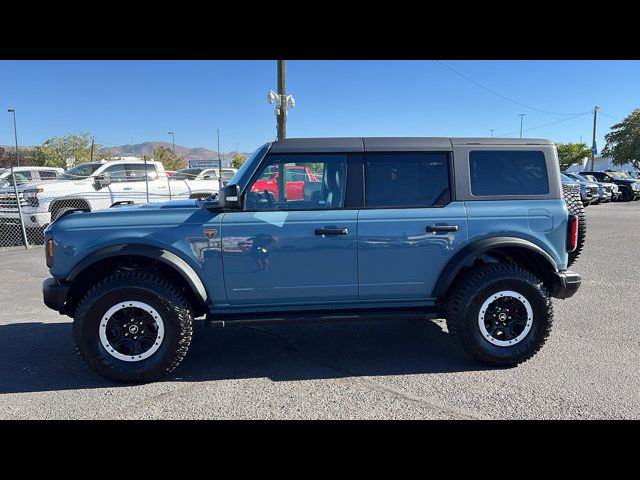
<box><xmin>426</xmin><ymin>225</ymin><xmax>459</xmax><ymax>232</ymax></box>
<box><xmin>315</xmin><ymin>227</ymin><xmax>348</xmax><ymax>236</ymax></box>
<box><xmin>123</xmin><ymin>187</ymin><xmax>133</xmax><ymax>191</ymax></box>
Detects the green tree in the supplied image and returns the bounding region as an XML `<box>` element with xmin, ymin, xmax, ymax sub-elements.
<box><xmin>32</xmin><ymin>133</ymin><xmax>100</xmax><ymax>168</ymax></box>
<box><xmin>153</xmin><ymin>146</ymin><xmax>187</xmax><ymax>171</ymax></box>
<box><xmin>231</xmin><ymin>152</ymin><xmax>247</xmax><ymax>169</ymax></box>
<box><xmin>603</xmin><ymin>108</ymin><xmax>640</xmax><ymax>168</ymax></box>
<box><xmin>556</xmin><ymin>142</ymin><xmax>591</xmax><ymax>172</ymax></box>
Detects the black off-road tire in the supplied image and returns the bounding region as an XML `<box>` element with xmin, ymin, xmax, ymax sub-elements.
<box><xmin>444</xmin><ymin>264</ymin><xmax>553</xmax><ymax>367</ymax></box>
<box><xmin>72</xmin><ymin>270</ymin><xmax>193</xmax><ymax>383</ymax></box>
<box><xmin>563</xmin><ymin>185</ymin><xmax>586</xmax><ymax>267</ymax></box>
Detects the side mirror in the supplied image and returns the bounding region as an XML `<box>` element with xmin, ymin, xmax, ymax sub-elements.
<box><xmin>218</xmin><ymin>183</ymin><xmax>241</xmax><ymax>210</ymax></box>
<box><xmin>94</xmin><ymin>174</ymin><xmax>112</xmax><ymax>189</ymax></box>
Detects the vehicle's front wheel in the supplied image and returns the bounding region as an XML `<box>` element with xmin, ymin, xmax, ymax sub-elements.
<box><xmin>73</xmin><ymin>270</ymin><xmax>193</xmax><ymax>383</ymax></box>
<box><xmin>444</xmin><ymin>264</ymin><xmax>553</xmax><ymax>367</ymax></box>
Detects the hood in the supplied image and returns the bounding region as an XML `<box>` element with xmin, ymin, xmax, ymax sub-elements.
<box><xmin>48</xmin><ymin>199</ymin><xmax>208</xmax><ymax>231</ymax></box>
<box><xmin>0</xmin><ymin>178</ymin><xmax>92</xmax><ymax>192</ymax></box>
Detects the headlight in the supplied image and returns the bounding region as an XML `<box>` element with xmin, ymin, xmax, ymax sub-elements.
<box><xmin>23</xmin><ymin>188</ymin><xmax>43</xmax><ymax>207</ymax></box>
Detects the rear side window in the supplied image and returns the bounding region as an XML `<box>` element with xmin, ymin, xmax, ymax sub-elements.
<box><xmin>39</xmin><ymin>170</ymin><xmax>59</xmax><ymax>180</ymax></box>
<box><xmin>469</xmin><ymin>150</ymin><xmax>549</xmax><ymax>196</ymax></box>
<box><xmin>126</xmin><ymin>164</ymin><xmax>159</xmax><ymax>181</ymax></box>
<box><xmin>365</xmin><ymin>152</ymin><xmax>451</xmax><ymax>207</ymax></box>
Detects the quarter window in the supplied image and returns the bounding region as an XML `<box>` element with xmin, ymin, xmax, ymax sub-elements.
<box><xmin>469</xmin><ymin>150</ymin><xmax>549</xmax><ymax>196</ymax></box>
<box><xmin>364</xmin><ymin>153</ymin><xmax>451</xmax><ymax>207</ymax></box>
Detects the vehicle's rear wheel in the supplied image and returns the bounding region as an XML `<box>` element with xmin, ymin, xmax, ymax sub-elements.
<box><xmin>444</xmin><ymin>264</ymin><xmax>553</xmax><ymax>367</ymax></box>
<box><xmin>563</xmin><ymin>186</ymin><xmax>586</xmax><ymax>267</ymax></box>
<box><xmin>622</xmin><ymin>190</ymin><xmax>634</xmax><ymax>202</ymax></box>
<box><xmin>73</xmin><ymin>270</ymin><xmax>193</xmax><ymax>383</ymax></box>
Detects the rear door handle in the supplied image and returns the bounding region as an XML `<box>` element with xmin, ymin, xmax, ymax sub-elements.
<box><xmin>315</xmin><ymin>227</ymin><xmax>349</xmax><ymax>236</ymax></box>
<box><xmin>123</xmin><ymin>187</ymin><xmax>133</xmax><ymax>191</ymax></box>
<box><xmin>426</xmin><ymin>225</ymin><xmax>459</xmax><ymax>232</ymax></box>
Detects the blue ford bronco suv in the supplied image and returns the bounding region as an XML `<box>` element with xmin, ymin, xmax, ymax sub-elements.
<box><xmin>42</xmin><ymin>137</ymin><xmax>582</xmax><ymax>382</ymax></box>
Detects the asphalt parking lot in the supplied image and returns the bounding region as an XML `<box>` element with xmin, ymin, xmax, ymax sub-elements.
<box><xmin>1</xmin><ymin>202</ymin><xmax>639</xmax><ymax>419</ymax></box>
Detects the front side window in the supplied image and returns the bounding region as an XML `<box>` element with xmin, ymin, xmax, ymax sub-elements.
<box><xmin>470</xmin><ymin>150</ymin><xmax>549</xmax><ymax>196</ymax></box>
<box><xmin>365</xmin><ymin>152</ymin><xmax>451</xmax><ymax>207</ymax></box>
<box><xmin>246</xmin><ymin>154</ymin><xmax>346</xmax><ymax>210</ymax></box>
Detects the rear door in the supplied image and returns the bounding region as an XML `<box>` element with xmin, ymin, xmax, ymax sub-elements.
<box><xmin>357</xmin><ymin>151</ymin><xmax>468</xmax><ymax>301</ymax></box>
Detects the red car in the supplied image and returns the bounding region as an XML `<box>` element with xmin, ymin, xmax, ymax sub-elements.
<box><xmin>251</xmin><ymin>165</ymin><xmax>320</xmax><ymax>201</ymax></box>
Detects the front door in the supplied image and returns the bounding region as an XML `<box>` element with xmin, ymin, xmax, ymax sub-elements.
<box><xmin>221</xmin><ymin>153</ymin><xmax>357</xmax><ymax>306</ymax></box>
<box><xmin>357</xmin><ymin>152</ymin><xmax>468</xmax><ymax>301</ymax></box>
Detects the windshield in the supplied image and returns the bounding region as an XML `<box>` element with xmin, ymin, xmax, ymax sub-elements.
<box><xmin>227</xmin><ymin>143</ymin><xmax>270</xmax><ymax>188</ymax></box>
<box><xmin>561</xmin><ymin>173</ymin><xmax>577</xmax><ymax>182</ymax></box>
<box><xmin>60</xmin><ymin>163</ymin><xmax>102</xmax><ymax>180</ymax></box>
<box><xmin>1</xmin><ymin>171</ymin><xmax>31</xmax><ymax>185</ymax></box>
<box><xmin>583</xmin><ymin>174</ymin><xmax>597</xmax><ymax>182</ymax></box>
<box><xmin>568</xmin><ymin>173</ymin><xmax>589</xmax><ymax>182</ymax></box>
<box><xmin>172</xmin><ymin>168</ymin><xmax>204</xmax><ymax>180</ymax></box>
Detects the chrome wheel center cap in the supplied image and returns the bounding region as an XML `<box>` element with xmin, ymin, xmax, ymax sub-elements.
<box><xmin>498</xmin><ymin>313</ymin><xmax>508</xmax><ymax>321</ymax></box>
<box><xmin>128</xmin><ymin>324</ymin><xmax>139</xmax><ymax>335</ymax></box>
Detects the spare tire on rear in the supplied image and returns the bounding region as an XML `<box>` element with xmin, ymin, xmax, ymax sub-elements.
<box><xmin>562</xmin><ymin>183</ymin><xmax>586</xmax><ymax>267</ymax></box>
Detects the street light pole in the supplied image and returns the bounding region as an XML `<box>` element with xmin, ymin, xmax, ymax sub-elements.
<box><xmin>591</xmin><ymin>106</ymin><xmax>599</xmax><ymax>171</ymax></box>
<box><xmin>90</xmin><ymin>136</ymin><xmax>95</xmax><ymax>162</ymax></box>
<box><xmin>490</xmin><ymin>129</ymin><xmax>494</xmax><ymax>138</ymax></box>
<box><xmin>7</xmin><ymin>108</ymin><xmax>29</xmax><ymax>249</ymax></box>
<box><xmin>8</xmin><ymin>109</ymin><xmax>20</xmax><ymax>166</ymax></box>
<box><xmin>217</xmin><ymin>129</ymin><xmax>222</xmax><ymax>191</ymax></box>
<box><xmin>168</xmin><ymin>131</ymin><xmax>175</xmax><ymax>154</ymax></box>
<box><xmin>519</xmin><ymin>114</ymin><xmax>526</xmax><ymax>138</ymax></box>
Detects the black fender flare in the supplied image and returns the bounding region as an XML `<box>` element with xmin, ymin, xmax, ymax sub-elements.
<box><xmin>67</xmin><ymin>244</ymin><xmax>208</xmax><ymax>306</ymax></box>
<box><xmin>432</xmin><ymin>237</ymin><xmax>559</xmax><ymax>299</ymax></box>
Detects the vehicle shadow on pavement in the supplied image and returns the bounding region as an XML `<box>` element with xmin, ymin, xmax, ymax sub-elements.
<box><xmin>0</xmin><ymin>319</ymin><xmax>490</xmax><ymax>394</ymax></box>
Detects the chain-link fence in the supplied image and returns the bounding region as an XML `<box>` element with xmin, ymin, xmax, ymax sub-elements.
<box><xmin>0</xmin><ymin>162</ymin><xmax>225</xmax><ymax>250</ymax></box>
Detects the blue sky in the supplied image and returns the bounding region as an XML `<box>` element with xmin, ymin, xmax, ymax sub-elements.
<box><xmin>1</xmin><ymin>60</ymin><xmax>638</xmax><ymax>153</ymax></box>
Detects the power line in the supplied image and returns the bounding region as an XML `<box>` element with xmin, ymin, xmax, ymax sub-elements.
<box><xmin>496</xmin><ymin>111</ymin><xmax>591</xmax><ymax>137</ymax></box>
<box><xmin>599</xmin><ymin>111</ymin><xmax>625</xmax><ymax>122</ymax></box>
<box><xmin>434</xmin><ymin>60</ymin><xmax>592</xmax><ymax>117</ymax></box>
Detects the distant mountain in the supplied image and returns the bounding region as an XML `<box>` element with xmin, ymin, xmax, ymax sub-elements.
<box><xmin>99</xmin><ymin>141</ymin><xmax>248</xmax><ymax>163</ymax></box>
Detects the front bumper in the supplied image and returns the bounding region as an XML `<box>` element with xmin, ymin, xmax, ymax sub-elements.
<box><xmin>0</xmin><ymin>209</ymin><xmax>51</xmax><ymax>228</ymax></box>
<box><xmin>551</xmin><ymin>271</ymin><xmax>581</xmax><ymax>299</ymax></box>
<box><xmin>42</xmin><ymin>278</ymin><xmax>70</xmax><ymax>314</ymax></box>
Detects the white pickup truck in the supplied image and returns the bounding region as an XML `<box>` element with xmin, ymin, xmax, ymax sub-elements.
<box><xmin>0</xmin><ymin>159</ymin><xmax>218</xmax><ymax>230</ymax></box>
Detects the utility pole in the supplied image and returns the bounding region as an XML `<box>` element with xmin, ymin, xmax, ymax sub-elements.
<box><xmin>217</xmin><ymin>129</ymin><xmax>222</xmax><ymax>191</ymax></box>
<box><xmin>7</xmin><ymin>108</ymin><xmax>29</xmax><ymax>249</ymax></box>
<box><xmin>490</xmin><ymin>129</ymin><xmax>494</xmax><ymax>138</ymax></box>
<box><xmin>277</xmin><ymin>60</ymin><xmax>286</xmax><ymax>140</ymax></box>
<box><xmin>591</xmin><ymin>106</ymin><xmax>599</xmax><ymax>171</ymax></box>
<box><xmin>90</xmin><ymin>136</ymin><xmax>95</xmax><ymax>162</ymax></box>
<box><xmin>519</xmin><ymin>114</ymin><xmax>526</xmax><ymax>138</ymax></box>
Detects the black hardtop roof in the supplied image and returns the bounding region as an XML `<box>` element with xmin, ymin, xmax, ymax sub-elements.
<box><xmin>268</xmin><ymin>137</ymin><xmax>554</xmax><ymax>153</ymax></box>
